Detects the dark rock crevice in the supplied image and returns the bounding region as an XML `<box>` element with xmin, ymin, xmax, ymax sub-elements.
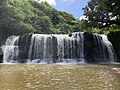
<box><xmin>0</xmin><ymin>48</ymin><xmax>3</xmax><ymax>63</ymax></box>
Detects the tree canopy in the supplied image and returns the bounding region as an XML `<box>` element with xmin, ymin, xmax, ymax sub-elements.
<box><xmin>83</xmin><ymin>0</ymin><xmax>120</xmax><ymax>28</ymax></box>
<box><xmin>0</xmin><ymin>0</ymin><xmax>82</xmax><ymax>34</ymax></box>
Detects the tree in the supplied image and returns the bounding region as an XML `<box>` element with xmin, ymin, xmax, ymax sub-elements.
<box><xmin>0</xmin><ymin>0</ymin><xmax>81</xmax><ymax>34</ymax></box>
<box><xmin>83</xmin><ymin>0</ymin><xmax>120</xmax><ymax>28</ymax></box>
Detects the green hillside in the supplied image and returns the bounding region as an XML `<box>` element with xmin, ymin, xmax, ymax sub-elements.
<box><xmin>0</xmin><ymin>0</ymin><xmax>81</xmax><ymax>34</ymax></box>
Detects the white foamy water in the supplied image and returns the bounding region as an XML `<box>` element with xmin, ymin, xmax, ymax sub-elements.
<box><xmin>1</xmin><ymin>32</ymin><xmax>117</xmax><ymax>64</ymax></box>
<box><xmin>2</xmin><ymin>36</ymin><xmax>19</xmax><ymax>63</ymax></box>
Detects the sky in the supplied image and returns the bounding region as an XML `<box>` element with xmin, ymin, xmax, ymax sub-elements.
<box><xmin>36</xmin><ymin>0</ymin><xmax>90</xmax><ymax>19</ymax></box>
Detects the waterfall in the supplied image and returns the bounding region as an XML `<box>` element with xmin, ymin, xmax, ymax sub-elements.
<box><xmin>100</xmin><ymin>34</ymin><xmax>115</xmax><ymax>63</ymax></box>
<box><xmin>72</xmin><ymin>32</ymin><xmax>84</xmax><ymax>63</ymax></box>
<box><xmin>2</xmin><ymin>36</ymin><xmax>19</xmax><ymax>63</ymax></box>
<box><xmin>1</xmin><ymin>32</ymin><xmax>116</xmax><ymax>64</ymax></box>
<box><xmin>28</xmin><ymin>34</ymin><xmax>54</xmax><ymax>63</ymax></box>
<box><xmin>27</xmin><ymin>33</ymin><xmax>85</xmax><ymax>64</ymax></box>
<box><xmin>92</xmin><ymin>33</ymin><xmax>115</xmax><ymax>62</ymax></box>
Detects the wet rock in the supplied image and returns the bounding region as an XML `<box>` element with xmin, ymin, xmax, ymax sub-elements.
<box><xmin>52</xmin><ymin>36</ymin><xmax>58</xmax><ymax>63</ymax></box>
<box><xmin>18</xmin><ymin>33</ymin><xmax>32</xmax><ymax>63</ymax></box>
<box><xmin>108</xmin><ymin>31</ymin><xmax>120</xmax><ymax>62</ymax></box>
<box><xmin>84</xmin><ymin>32</ymin><xmax>94</xmax><ymax>63</ymax></box>
<box><xmin>68</xmin><ymin>34</ymin><xmax>72</xmax><ymax>37</ymax></box>
<box><xmin>0</xmin><ymin>48</ymin><xmax>3</xmax><ymax>63</ymax></box>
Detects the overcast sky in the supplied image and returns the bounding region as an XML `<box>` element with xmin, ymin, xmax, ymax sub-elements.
<box><xmin>36</xmin><ymin>0</ymin><xmax>89</xmax><ymax>19</ymax></box>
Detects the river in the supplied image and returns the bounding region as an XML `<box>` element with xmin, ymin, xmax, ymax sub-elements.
<box><xmin>0</xmin><ymin>64</ymin><xmax>119</xmax><ymax>90</ymax></box>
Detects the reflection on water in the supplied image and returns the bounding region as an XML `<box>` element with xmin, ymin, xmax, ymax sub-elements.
<box><xmin>0</xmin><ymin>64</ymin><xmax>120</xmax><ymax>90</ymax></box>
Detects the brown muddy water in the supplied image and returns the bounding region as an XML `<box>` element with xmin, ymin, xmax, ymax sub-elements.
<box><xmin>0</xmin><ymin>64</ymin><xmax>119</xmax><ymax>90</ymax></box>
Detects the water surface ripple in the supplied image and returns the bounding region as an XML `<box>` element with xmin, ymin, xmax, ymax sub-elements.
<box><xmin>0</xmin><ymin>64</ymin><xmax>119</xmax><ymax>90</ymax></box>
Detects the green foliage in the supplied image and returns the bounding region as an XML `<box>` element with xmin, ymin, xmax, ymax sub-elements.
<box><xmin>0</xmin><ymin>0</ymin><xmax>81</xmax><ymax>34</ymax></box>
<box><xmin>83</xmin><ymin>0</ymin><xmax>120</xmax><ymax>28</ymax></box>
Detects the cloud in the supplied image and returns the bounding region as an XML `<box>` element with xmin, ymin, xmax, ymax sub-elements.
<box><xmin>70</xmin><ymin>0</ymin><xmax>75</xmax><ymax>3</ymax></box>
<box><xmin>63</xmin><ymin>0</ymin><xmax>68</xmax><ymax>1</ymax></box>
<box><xmin>62</xmin><ymin>0</ymin><xmax>75</xmax><ymax>5</ymax></box>
<box><xmin>35</xmin><ymin>0</ymin><xmax>56</xmax><ymax>6</ymax></box>
<box><xmin>63</xmin><ymin>0</ymin><xmax>75</xmax><ymax>3</ymax></box>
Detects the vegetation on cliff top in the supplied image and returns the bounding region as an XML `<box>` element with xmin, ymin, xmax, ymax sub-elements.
<box><xmin>0</xmin><ymin>0</ymin><xmax>120</xmax><ymax>35</ymax></box>
<box><xmin>0</xmin><ymin>0</ymin><xmax>82</xmax><ymax>34</ymax></box>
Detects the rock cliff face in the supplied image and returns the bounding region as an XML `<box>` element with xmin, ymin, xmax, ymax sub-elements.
<box><xmin>84</xmin><ymin>32</ymin><xmax>111</xmax><ymax>63</ymax></box>
<box><xmin>84</xmin><ymin>32</ymin><xmax>94</xmax><ymax>62</ymax></box>
<box><xmin>108</xmin><ymin>31</ymin><xmax>120</xmax><ymax>62</ymax></box>
<box><xmin>18</xmin><ymin>34</ymin><xmax>32</xmax><ymax>63</ymax></box>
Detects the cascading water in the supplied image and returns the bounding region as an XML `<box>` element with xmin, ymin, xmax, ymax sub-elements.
<box><xmin>100</xmin><ymin>34</ymin><xmax>116</xmax><ymax>63</ymax></box>
<box><xmin>92</xmin><ymin>33</ymin><xmax>116</xmax><ymax>63</ymax></box>
<box><xmin>27</xmin><ymin>32</ymin><xmax>85</xmax><ymax>64</ymax></box>
<box><xmin>1</xmin><ymin>32</ymin><xmax>116</xmax><ymax>64</ymax></box>
<box><xmin>2</xmin><ymin>36</ymin><xmax>19</xmax><ymax>63</ymax></box>
<box><xmin>28</xmin><ymin>34</ymin><xmax>54</xmax><ymax>63</ymax></box>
